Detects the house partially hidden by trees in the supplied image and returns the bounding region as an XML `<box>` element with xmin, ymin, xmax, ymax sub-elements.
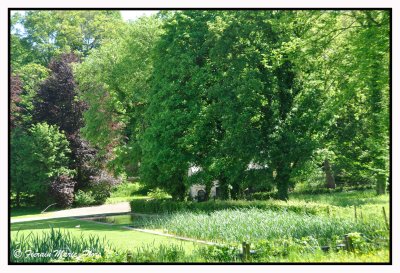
<box><xmin>188</xmin><ymin>162</ymin><xmax>268</xmax><ymax>201</ymax></box>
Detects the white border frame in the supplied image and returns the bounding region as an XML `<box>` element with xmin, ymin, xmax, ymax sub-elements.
<box><xmin>1</xmin><ymin>1</ymin><xmax>398</xmax><ymax>272</ymax></box>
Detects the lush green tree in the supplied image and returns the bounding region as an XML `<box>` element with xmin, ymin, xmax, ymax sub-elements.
<box><xmin>76</xmin><ymin>16</ymin><xmax>163</xmax><ymax>177</ymax></box>
<box><xmin>12</xmin><ymin>10</ymin><xmax>124</xmax><ymax>66</ymax></box>
<box><xmin>33</xmin><ymin>53</ymin><xmax>108</xmax><ymax>192</ymax></box>
<box><xmin>10</xmin><ymin>12</ymin><xmax>37</xmax><ymax>70</ymax></box>
<box><xmin>10</xmin><ymin>74</ymin><xmax>23</xmax><ymax>129</ymax></box>
<box><xmin>13</xmin><ymin>63</ymin><xmax>50</xmax><ymax>128</ymax></box>
<box><xmin>294</xmin><ymin>11</ymin><xmax>390</xmax><ymax>193</ymax></box>
<box><xmin>33</xmin><ymin>10</ymin><xmax>389</xmax><ymax>202</ymax></box>
<box><xmin>11</xmin><ymin>123</ymin><xmax>73</xmax><ymax>206</ymax></box>
<box><xmin>336</xmin><ymin>11</ymin><xmax>390</xmax><ymax>194</ymax></box>
<box><xmin>140</xmin><ymin>11</ymin><xmax>221</xmax><ymax>199</ymax></box>
<box><xmin>10</xmin><ymin>128</ymin><xmax>31</xmax><ymax>207</ymax></box>
<box><xmin>143</xmin><ymin>11</ymin><xmax>323</xmax><ymax>200</ymax></box>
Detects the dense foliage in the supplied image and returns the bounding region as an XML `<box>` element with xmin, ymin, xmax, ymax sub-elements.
<box><xmin>10</xmin><ymin>11</ymin><xmax>124</xmax><ymax>207</ymax></box>
<box><xmin>11</xmin><ymin>10</ymin><xmax>124</xmax><ymax>69</ymax></box>
<box><xmin>49</xmin><ymin>175</ymin><xmax>77</xmax><ymax>208</ymax></box>
<box><xmin>10</xmin><ymin>123</ymin><xmax>73</xmax><ymax>206</ymax></box>
<box><xmin>10</xmin><ymin>10</ymin><xmax>390</xmax><ymax>204</ymax></box>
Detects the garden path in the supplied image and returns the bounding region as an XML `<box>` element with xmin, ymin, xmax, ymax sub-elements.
<box><xmin>11</xmin><ymin>202</ymin><xmax>131</xmax><ymax>223</ymax></box>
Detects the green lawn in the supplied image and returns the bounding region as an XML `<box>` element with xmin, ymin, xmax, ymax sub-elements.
<box><xmin>10</xmin><ymin>207</ymin><xmax>55</xmax><ymax>220</ymax></box>
<box><xmin>105</xmin><ymin>195</ymin><xmax>149</xmax><ymax>204</ymax></box>
<box><xmin>10</xmin><ymin>189</ymin><xmax>390</xmax><ymax>262</ymax></box>
<box><xmin>11</xmin><ymin>218</ymin><xmax>198</xmax><ymax>252</ymax></box>
<box><xmin>289</xmin><ymin>190</ymin><xmax>389</xmax><ymax>207</ymax></box>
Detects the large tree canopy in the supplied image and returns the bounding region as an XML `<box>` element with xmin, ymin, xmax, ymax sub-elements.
<box><xmin>11</xmin><ymin>10</ymin><xmax>390</xmax><ymax>203</ymax></box>
<box><xmin>11</xmin><ymin>10</ymin><xmax>124</xmax><ymax>69</ymax></box>
<box><xmin>76</xmin><ymin>16</ymin><xmax>163</xmax><ymax>177</ymax></box>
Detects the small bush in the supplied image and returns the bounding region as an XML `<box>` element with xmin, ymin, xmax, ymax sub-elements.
<box><xmin>128</xmin><ymin>243</ymin><xmax>186</xmax><ymax>263</ymax></box>
<box><xmin>49</xmin><ymin>175</ymin><xmax>76</xmax><ymax>208</ymax></box>
<box><xmin>147</xmin><ymin>188</ymin><xmax>171</xmax><ymax>199</ymax></box>
<box><xmin>74</xmin><ymin>190</ymin><xmax>96</xmax><ymax>207</ymax></box>
<box><xmin>250</xmin><ymin>191</ymin><xmax>277</xmax><ymax>200</ymax></box>
<box><xmin>110</xmin><ymin>182</ymin><xmax>143</xmax><ymax>198</ymax></box>
<box><xmin>196</xmin><ymin>244</ymin><xmax>239</xmax><ymax>262</ymax></box>
<box><xmin>89</xmin><ymin>171</ymin><xmax>119</xmax><ymax>204</ymax></box>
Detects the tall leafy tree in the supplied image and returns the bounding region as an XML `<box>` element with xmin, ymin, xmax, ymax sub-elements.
<box><xmin>76</xmin><ymin>16</ymin><xmax>163</xmax><ymax>177</ymax></box>
<box><xmin>294</xmin><ymin>11</ymin><xmax>390</xmax><ymax>193</ymax></box>
<box><xmin>10</xmin><ymin>74</ymin><xmax>23</xmax><ymax>129</ymax></box>
<box><xmin>12</xmin><ymin>10</ymin><xmax>124</xmax><ymax>66</ymax></box>
<box><xmin>13</xmin><ymin>63</ymin><xmax>50</xmax><ymax>128</ymax></box>
<box><xmin>10</xmin><ymin>128</ymin><xmax>30</xmax><ymax>207</ymax></box>
<box><xmin>33</xmin><ymin>53</ymin><xmax>101</xmax><ymax>189</ymax></box>
<box><xmin>140</xmin><ymin>11</ymin><xmax>221</xmax><ymax>199</ymax></box>
<box><xmin>341</xmin><ymin>11</ymin><xmax>390</xmax><ymax>194</ymax></box>
<box><xmin>33</xmin><ymin>53</ymin><xmax>84</xmax><ymax>135</ymax></box>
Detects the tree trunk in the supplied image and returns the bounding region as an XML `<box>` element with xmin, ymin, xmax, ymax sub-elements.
<box><xmin>276</xmin><ymin>164</ymin><xmax>290</xmax><ymax>201</ymax></box>
<box><xmin>217</xmin><ymin>175</ymin><xmax>230</xmax><ymax>200</ymax></box>
<box><xmin>231</xmin><ymin>184</ymin><xmax>240</xmax><ymax>199</ymax></box>
<box><xmin>376</xmin><ymin>173</ymin><xmax>386</xmax><ymax>195</ymax></box>
<box><xmin>172</xmin><ymin>176</ymin><xmax>186</xmax><ymax>201</ymax></box>
<box><xmin>204</xmin><ymin>182</ymin><xmax>211</xmax><ymax>201</ymax></box>
<box><xmin>324</xmin><ymin>159</ymin><xmax>336</xmax><ymax>189</ymax></box>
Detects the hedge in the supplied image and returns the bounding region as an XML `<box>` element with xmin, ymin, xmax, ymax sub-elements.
<box><xmin>130</xmin><ymin>198</ymin><xmax>330</xmax><ymax>215</ymax></box>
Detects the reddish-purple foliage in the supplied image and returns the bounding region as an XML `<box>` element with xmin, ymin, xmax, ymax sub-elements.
<box><xmin>88</xmin><ymin>171</ymin><xmax>120</xmax><ymax>204</ymax></box>
<box><xmin>50</xmin><ymin>174</ymin><xmax>77</xmax><ymax>208</ymax></box>
<box><xmin>33</xmin><ymin>53</ymin><xmax>120</xmax><ymax>203</ymax></box>
<box><xmin>33</xmin><ymin>53</ymin><xmax>86</xmax><ymax>135</ymax></box>
<box><xmin>68</xmin><ymin>133</ymin><xmax>98</xmax><ymax>189</ymax></box>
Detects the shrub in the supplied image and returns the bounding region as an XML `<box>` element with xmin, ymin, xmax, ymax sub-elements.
<box><xmin>128</xmin><ymin>243</ymin><xmax>186</xmax><ymax>263</ymax></box>
<box><xmin>110</xmin><ymin>182</ymin><xmax>144</xmax><ymax>198</ymax></box>
<box><xmin>74</xmin><ymin>190</ymin><xmax>96</xmax><ymax>207</ymax></box>
<box><xmin>11</xmin><ymin>123</ymin><xmax>74</xmax><ymax>206</ymax></box>
<box><xmin>49</xmin><ymin>175</ymin><xmax>76</xmax><ymax>208</ymax></box>
<box><xmin>250</xmin><ymin>191</ymin><xmax>277</xmax><ymax>200</ymax></box>
<box><xmin>147</xmin><ymin>188</ymin><xmax>171</xmax><ymax>199</ymax></box>
<box><xmin>252</xmin><ymin>236</ymin><xmax>320</xmax><ymax>260</ymax></box>
<box><xmin>89</xmin><ymin>171</ymin><xmax>120</xmax><ymax>204</ymax></box>
<box><xmin>130</xmin><ymin>199</ymin><xmax>327</xmax><ymax>215</ymax></box>
<box><xmin>196</xmin><ymin>244</ymin><xmax>239</xmax><ymax>262</ymax></box>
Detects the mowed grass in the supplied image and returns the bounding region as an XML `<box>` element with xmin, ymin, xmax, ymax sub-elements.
<box><xmin>11</xmin><ymin>218</ymin><xmax>198</xmax><ymax>252</ymax></box>
<box><xmin>10</xmin><ymin>207</ymin><xmax>55</xmax><ymax>220</ymax></box>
